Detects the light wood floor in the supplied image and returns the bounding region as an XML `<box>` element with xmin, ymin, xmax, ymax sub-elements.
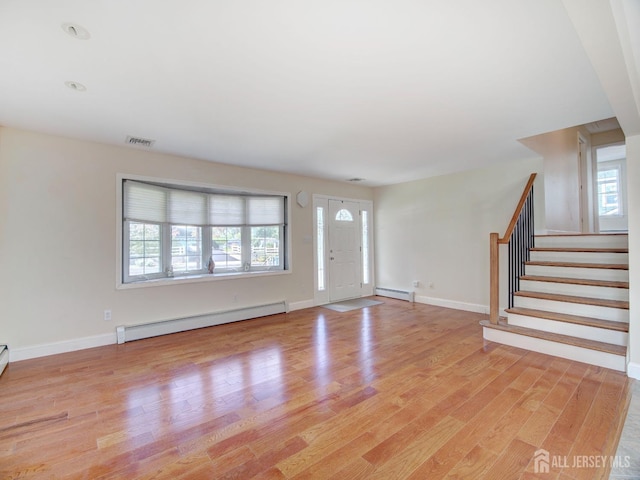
<box><xmin>0</xmin><ymin>298</ymin><xmax>631</xmax><ymax>479</ymax></box>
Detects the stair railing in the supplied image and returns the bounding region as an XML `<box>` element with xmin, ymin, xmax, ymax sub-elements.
<box><xmin>489</xmin><ymin>173</ymin><xmax>537</xmax><ymax>324</ymax></box>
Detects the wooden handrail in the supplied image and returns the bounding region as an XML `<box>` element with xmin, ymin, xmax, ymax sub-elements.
<box><xmin>499</xmin><ymin>173</ymin><xmax>537</xmax><ymax>244</ymax></box>
<box><xmin>489</xmin><ymin>173</ymin><xmax>537</xmax><ymax>323</ymax></box>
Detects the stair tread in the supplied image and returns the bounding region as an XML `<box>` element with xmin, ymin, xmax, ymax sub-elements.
<box><xmin>535</xmin><ymin>233</ymin><xmax>628</xmax><ymax>237</ymax></box>
<box><xmin>480</xmin><ymin>320</ymin><xmax>627</xmax><ymax>356</ymax></box>
<box><xmin>520</xmin><ymin>275</ymin><xmax>629</xmax><ymax>289</ymax></box>
<box><xmin>514</xmin><ymin>291</ymin><xmax>629</xmax><ymax>309</ymax></box>
<box><xmin>531</xmin><ymin>247</ymin><xmax>628</xmax><ymax>253</ymax></box>
<box><xmin>505</xmin><ymin>307</ymin><xmax>629</xmax><ymax>332</ymax></box>
<box><xmin>526</xmin><ymin>261</ymin><xmax>628</xmax><ymax>270</ymax></box>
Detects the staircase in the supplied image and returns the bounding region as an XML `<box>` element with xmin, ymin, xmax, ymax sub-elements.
<box><xmin>482</xmin><ymin>233</ymin><xmax>629</xmax><ymax>372</ymax></box>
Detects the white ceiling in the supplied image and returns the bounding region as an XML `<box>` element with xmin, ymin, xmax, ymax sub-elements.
<box><xmin>0</xmin><ymin>0</ymin><xmax>619</xmax><ymax>186</ymax></box>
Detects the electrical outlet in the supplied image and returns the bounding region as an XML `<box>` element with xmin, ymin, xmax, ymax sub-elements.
<box><xmin>104</xmin><ymin>309</ymin><xmax>112</xmax><ymax>321</ymax></box>
<box><xmin>412</xmin><ymin>280</ymin><xmax>419</xmax><ymax>287</ymax></box>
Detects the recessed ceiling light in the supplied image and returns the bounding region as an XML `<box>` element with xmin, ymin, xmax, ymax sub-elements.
<box><xmin>65</xmin><ymin>81</ymin><xmax>86</xmax><ymax>92</ymax></box>
<box><xmin>61</xmin><ymin>22</ymin><xmax>90</xmax><ymax>40</ymax></box>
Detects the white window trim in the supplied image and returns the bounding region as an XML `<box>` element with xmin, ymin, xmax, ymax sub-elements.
<box><xmin>116</xmin><ymin>174</ymin><xmax>291</xmax><ymax>290</ymax></box>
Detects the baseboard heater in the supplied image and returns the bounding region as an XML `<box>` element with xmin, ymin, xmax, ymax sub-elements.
<box><xmin>375</xmin><ymin>287</ymin><xmax>415</xmax><ymax>303</ymax></box>
<box><xmin>116</xmin><ymin>301</ymin><xmax>287</xmax><ymax>344</ymax></box>
<box><xmin>0</xmin><ymin>345</ymin><xmax>8</xmax><ymax>376</ymax></box>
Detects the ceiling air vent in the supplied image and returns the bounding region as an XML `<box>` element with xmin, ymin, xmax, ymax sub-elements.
<box><xmin>125</xmin><ymin>136</ymin><xmax>155</xmax><ymax>148</ymax></box>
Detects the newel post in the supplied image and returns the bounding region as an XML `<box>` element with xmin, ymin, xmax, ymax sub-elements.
<box><xmin>489</xmin><ymin>232</ymin><xmax>500</xmax><ymax>324</ymax></box>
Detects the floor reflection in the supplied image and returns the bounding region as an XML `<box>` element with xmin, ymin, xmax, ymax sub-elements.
<box><xmin>314</xmin><ymin>314</ymin><xmax>331</xmax><ymax>388</ymax></box>
<box><xmin>359</xmin><ymin>309</ymin><xmax>375</xmax><ymax>382</ymax></box>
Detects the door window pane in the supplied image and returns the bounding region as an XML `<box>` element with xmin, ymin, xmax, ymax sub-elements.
<box><xmin>362</xmin><ymin>210</ymin><xmax>370</xmax><ymax>285</ymax></box>
<box><xmin>335</xmin><ymin>209</ymin><xmax>354</xmax><ymax>222</ymax></box>
<box><xmin>317</xmin><ymin>207</ymin><xmax>325</xmax><ymax>291</ymax></box>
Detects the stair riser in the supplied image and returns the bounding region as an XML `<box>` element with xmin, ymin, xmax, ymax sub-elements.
<box><xmin>525</xmin><ymin>264</ymin><xmax>629</xmax><ymax>282</ymax></box>
<box><xmin>530</xmin><ymin>250</ymin><xmax>628</xmax><ymax>265</ymax></box>
<box><xmin>513</xmin><ymin>296</ymin><xmax>629</xmax><ymax>322</ymax></box>
<box><xmin>519</xmin><ymin>280</ymin><xmax>629</xmax><ymax>302</ymax></box>
<box><xmin>535</xmin><ymin>235</ymin><xmax>628</xmax><ymax>249</ymax></box>
<box><xmin>482</xmin><ymin>327</ymin><xmax>626</xmax><ymax>371</ymax></box>
<box><xmin>507</xmin><ymin>314</ymin><xmax>628</xmax><ymax>346</ymax></box>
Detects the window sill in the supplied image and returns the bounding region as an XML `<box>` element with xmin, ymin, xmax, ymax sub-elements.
<box><xmin>117</xmin><ymin>269</ymin><xmax>290</xmax><ymax>290</ymax></box>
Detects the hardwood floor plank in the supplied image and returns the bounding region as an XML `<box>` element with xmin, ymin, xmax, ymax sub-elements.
<box><xmin>547</xmin><ymin>377</ymin><xmax>601</xmax><ymax>453</ymax></box>
<box><xmin>405</xmin><ymin>387</ymin><xmax>525</xmax><ymax>479</ymax></box>
<box><xmin>134</xmin><ymin>451</ymin><xmax>214</xmax><ymax>480</ymax></box>
<box><xmin>327</xmin><ymin>457</ymin><xmax>377</xmax><ymax>480</ymax></box>
<box><xmin>562</xmin><ymin>370</ymin><xmax>630</xmax><ymax>480</ymax></box>
<box><xmin>367</xmin><ymin>415</ymin><xmax>466</xmax><ymax>479</ymax></box>
<box><xmin>0</xmin><ymin>298</ymin><xmax>630</xmax><ymax>479</ymax></box>
<box><xmin>517</xmin><ymin>403</ymin><xmax>563</xmax><ymax>447</ymax></box>
<box><xmin>443</xmin><ymin>444</ymin><xmax>500</xmax><ymax>480</ymax></box>
<box><xmin>289</xmin><ymin>431</ymin><xmax>378</xmax><ymax>479</ymax></box>
<box><xmin>482</xmin><ymin>437</ymin><xmax>538</xmax><ymax>480</ymax></box>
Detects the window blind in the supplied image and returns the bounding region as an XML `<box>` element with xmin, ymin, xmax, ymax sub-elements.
<box><xmin>247</xmin><ymin>197</ymin><xmax>284</xmax><ymax>225</ymax></box>
<box><xmin>209</xmin><ymin>194</ymin><xmax>245</xmax><ymax>225</ymax></box>
<box><xmin>123</xmin><ymin>181</ymin><xmax>167</xmax><ymax>223</ymax></box>
<box><xmin>169</xmin><ymin>190</ymin><xmax>207</xmax><ymax>225</ymax></box>
<box><xmin>124</xmin><ymin>180</ymin><xmax>285</xmax><ymax>226</ymax></box>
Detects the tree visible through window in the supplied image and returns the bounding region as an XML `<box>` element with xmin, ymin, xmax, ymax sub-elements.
<box><xmin>128</xmin><ymin>222</ymin><xmax>161</xmax><ymax>276</ymax></box>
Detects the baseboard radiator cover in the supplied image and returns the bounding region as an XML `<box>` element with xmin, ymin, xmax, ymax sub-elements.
<box><xmin>375</xmin><ymin>287</ymin><xmax>415</xmax><ymax>303</ymax></box>
<box><xmin>0</xmin><ymin>345</ymin><xmax>8</xmax><ymax>376</ymax></box>
<box><xmin>116</xmin><ymin>301</ymin><xmax>287</xmax><ymax>344</ymax></box>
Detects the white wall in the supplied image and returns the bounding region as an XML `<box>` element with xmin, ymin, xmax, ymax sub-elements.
<box><xmin>373</xmin><ymin>157</ymin><xmax>545</xmax><ymax>313</ymax></box>
<box><xmin>520</xmin><ymin>127</ymin><xmax>589</xmax><ymax>233</ymax></box>
<box><xmin>0</xmin><ymin>127</ymin><xmax>372</xmax><ymax>359</ymax></box>
<box><xmin>626</xmin><ymin>134</ymin><xmax>640</xmax><ymax>378</ymax></box>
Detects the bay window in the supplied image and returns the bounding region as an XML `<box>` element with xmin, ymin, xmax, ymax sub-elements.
<box><xmin>122</xmin><ymin>179</ymin><xmax>287</xmax><ymax>283</ymax></box>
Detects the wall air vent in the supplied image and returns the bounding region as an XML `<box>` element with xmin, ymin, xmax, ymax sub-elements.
<box><xmin>126</xmin><ymin>136</ymin><xmax>155</xmax><ymax>148</ymax></box>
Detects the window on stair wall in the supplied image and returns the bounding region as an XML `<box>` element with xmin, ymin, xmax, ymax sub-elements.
<box><xmin>120</xmin><ymin>177</ymin><xmax>289</xmax><ymax>285</ymax></box>
<box><xmin>597</xmin><ymin>162</ymin><xmax>622</xmax><ymax>216</ymax></box>
<box><xmin>595</xmin><ymin>144</ymin><xmax>628</xmax><ymax>232</ymax></box>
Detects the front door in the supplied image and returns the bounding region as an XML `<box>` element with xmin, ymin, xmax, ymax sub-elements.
<box><xmin>328</xmin><ymin>199</ymin><xmax>361</xmax><ymax>301</ymax></box>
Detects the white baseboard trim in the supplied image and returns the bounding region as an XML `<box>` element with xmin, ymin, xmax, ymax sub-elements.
<box><xmin>627</xmin><ymin>362</ymin><xmax>640</xmax><ymax>380</ymax></box>
<box><xmin>10</xmin><ymin>333</ymin><xmax>116</xmax><ymax>363</ymax></box>
<box><xmin>288</xmin><ymin>299</ymin><xmax>315</xmax><ymax>311</ymax></box>
<box><xmin>415</xmin><ymin>295</ymin><xmax>489</xmax><ymax>315</ymax></box>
